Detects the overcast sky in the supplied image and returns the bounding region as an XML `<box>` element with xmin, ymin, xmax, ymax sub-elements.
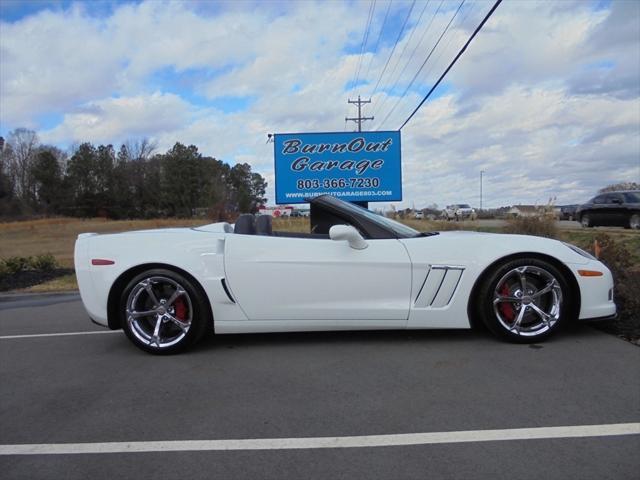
<box><xmin>1</xmin><ymin>0</ymin><xmax>638</xmax><ymax>208</ymax></box>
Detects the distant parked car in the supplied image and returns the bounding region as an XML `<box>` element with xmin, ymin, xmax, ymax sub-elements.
<box><xmin>414</xmin><ymin>211</ymin><xmax>424</xmax><ymax>219</ymax></box>
<box><xmin>576</xmin><ymin>191</ymin><xmax>640</xmax><ymax>229</ymax></box>
<box><xmin>559</xmin><ymin>205</ymin><xmax>579</xmax><ymax>221</ymax></box>
<box><xmin>442</xmin><ymin>204</ymin><xmax>476</xmax><ymax>221</ymax></box>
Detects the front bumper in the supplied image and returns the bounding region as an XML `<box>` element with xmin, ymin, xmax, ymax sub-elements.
<box><xmin>572</xmin><ymin>260</ymin><xmax>617</xmax><ymax>320</ymax></box>
<box><xmin>583</xmin><ymin>313</ymin><xmax>618</xmax><ymax>322</ymax></box>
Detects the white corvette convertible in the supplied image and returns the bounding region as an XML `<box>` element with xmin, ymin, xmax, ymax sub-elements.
<box><xmin>75</xmin><ymin>195</ymin><xmax>616</xmax><ymax>354</ymax></box>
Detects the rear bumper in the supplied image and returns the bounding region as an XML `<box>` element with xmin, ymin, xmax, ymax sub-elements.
<box><xmin>75</xmin><ymin>237</ymin><xmax>110</xmax><ymax>327</ymax></box>
<box><xmin>89</xmin><ymin>316</ymin><xmax>111</xmax><ymax>329</ymax></box>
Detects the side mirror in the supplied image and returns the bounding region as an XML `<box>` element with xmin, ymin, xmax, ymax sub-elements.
<box><xmin>329</xmin><ymin>225</ymin><xmax>368</xmax><ymax>250</ymax></box>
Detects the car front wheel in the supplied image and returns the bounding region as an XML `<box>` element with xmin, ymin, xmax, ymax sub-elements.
<box><xmin>581</xmin><ymin>214</ymin><xmax>592</xmax><ymax>228</ymax></box>
<box><xmin>630</xmin><ymin>214</ymin><xmax>640</xmax><ymax>230</ymax></box>
<box><xmin>478</xmin><ymin>259</ymin><xmax>573</xmax><ymax>343</ymax></box>
<box><xmin>119</xmin><ymin>269</ymin><xmax>210</xmax><ymax>354</ymax></box>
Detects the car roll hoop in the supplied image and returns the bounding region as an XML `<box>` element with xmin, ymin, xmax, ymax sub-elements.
<box><xmin>234</xmin><ymin>214</ymin><xmax>256</xmax><ymax>235</ymax></box>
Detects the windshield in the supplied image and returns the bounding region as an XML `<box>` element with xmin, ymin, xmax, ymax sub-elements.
<box><xmin>624</xmin><ymin>192</ymin><xmax>640</xmax><ymax>203</ymax></box>
<box><xmin>457</xmin><ymin>204</ymin><xmax>471</xmax><ymax>208</ymax></box>
<box><xmin>335</xmin><ymin>201</ymin><xmax>422</xmax><ymax>238</ymax></box>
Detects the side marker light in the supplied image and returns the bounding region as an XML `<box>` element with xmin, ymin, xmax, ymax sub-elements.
<box><xmin>91</xmin><ymin>259</ymin><xmax>115</xmax><ymax>266</ymax></box>
<box><xmin>577</xmin><ymin>270</ymin><xmax>603</xmax><ymax>277</ymax></box>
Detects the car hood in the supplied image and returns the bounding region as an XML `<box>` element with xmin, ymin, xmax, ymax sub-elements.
<box><xmin>402</xmin><ymin>230</ymin><xmax>591</xmax><ymax>266</ymax></box>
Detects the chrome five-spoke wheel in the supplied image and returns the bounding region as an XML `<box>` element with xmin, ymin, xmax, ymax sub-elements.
<box><xmin>492</xmin><ymin>266</ymin><xmax>562</xmax><ymax>337</ymax></box>
<box><xmin>120</xmin><ymin>269</ymin><xmax>209</xmax><ymax>354</ymax></box>
<box><xmin>478</xmin><ymin>258</ymin><xmax>573</xmax><ymax>342</ymax></box>
<box><xmin>126</xmin><ymin>276</ymin><xmax>193</xmax><ymax>349</ymax></box>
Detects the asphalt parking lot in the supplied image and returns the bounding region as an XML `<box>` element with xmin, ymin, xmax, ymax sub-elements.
<box><xmin>1</xmin><ymin>294</ymin><xmax>639</xmax><ymax>480</ymax></box>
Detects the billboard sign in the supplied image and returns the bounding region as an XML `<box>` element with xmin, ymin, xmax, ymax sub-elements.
<box><xmin>274</xmin><ymin>131</ymin><xmax>401</xmax><ymax>204</ymax></box>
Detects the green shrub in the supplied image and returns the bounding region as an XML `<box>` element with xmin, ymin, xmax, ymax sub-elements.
<box><xmin>1</xmin><ymin>254</ymin><xmax>59</xmax><ymax>275</ymax></box>
<box><xmin>31</xmin><ymin>254</ymin><xmax>58</xmax><ymax>271</ymax></box>
<box><xmin>2</xmin><ymin>256</ymin><xmax>32</xmax><ymax>274</ymax></box>
<box><xmin>503</xmin><ymin>215</ymin><xmax>558</xmax><ymax>238</ymax></box>
<box><xmin>589</xmin><ymin>233</ymin><xmax>640</xmax><ymax>339</ymax></box>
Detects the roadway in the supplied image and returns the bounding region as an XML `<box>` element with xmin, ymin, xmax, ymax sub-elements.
<box><xmin>1</xmin><ymin>294</ymin><xmax>639</xmax><ymax>479</ymax></box>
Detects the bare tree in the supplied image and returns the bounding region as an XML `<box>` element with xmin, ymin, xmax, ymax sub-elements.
<box><xmin>125</xmin><ymin>138</ymin><xmax>157</xmax><ymax>162</ymax></box>
<box><xmin>6</xmin><ymin>128</ymin><xmax>39</xmax><ymax>200</ymax></box>
<box><xmin>599</xmin><ymin>182</ymin><xmax>639</xmax><ymax>193</ymax></box>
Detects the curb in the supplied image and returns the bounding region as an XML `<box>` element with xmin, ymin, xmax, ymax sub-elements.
<box><xmin>0</xmin><ymin>290</ymin><xmax>80</xmax><ymax>302</ymax></box>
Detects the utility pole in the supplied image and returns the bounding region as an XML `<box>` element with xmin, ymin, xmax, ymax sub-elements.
<box><xmin>480</xmin><ymin>170</ymin><xmax>485</xmax><ymax>211</ymax></box>
<box><xmin>345</xmin><ymin>96</ymin><xmax>374</xmax><ymax>132</ymax></box>
<box><xmin>345</xmin><ymin>96</ymin><xmax>374</xmax><ymax>209</ymax></box>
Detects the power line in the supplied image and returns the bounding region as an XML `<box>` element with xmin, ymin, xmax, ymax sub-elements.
<box><xmin>398</xmin><ymin>0</ymin><xmax>503</xmax><ymax>130</ymax></box>
<box><xmin>351</xmin><ymin>0</ymin><xmax>377</xmax><ymax>93</ymax></box>
<box><xmin>376</xmin><ymin>0</ymin><xmax>465</xmax><ymax>129</ymax></box>
<box><xmin>344</xmin><ymin>0</ymin><xmax>375</xmax><ymax>129</ymax></box>
<box><xmin>370</xmin><ymin>0</ymin><xmax>417</xmax><ymax>97</ymax></box>
<box><xmin>371</xmin><ymin>0</ymin><xmax>442</xmax><ymax>120</ymax></box>
<box><xmin>401</xmin><ymin>0</ymin><xmax>477</xmax><ymax>113</ymax></box>
<box><xmin>362</xmin><ymin>0</ymin><xmax>393</xmax><ymax>87</ymax></box>
<box><xmin>372</xmin><ymin>0</ymin><xmax>431</xmax><ymax>102</ymax></box>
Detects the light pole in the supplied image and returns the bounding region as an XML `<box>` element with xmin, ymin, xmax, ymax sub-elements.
<box><xmin>480</xmin><ymin>170</ymin><xmax>485</xmax><ymax>211</ymax></box>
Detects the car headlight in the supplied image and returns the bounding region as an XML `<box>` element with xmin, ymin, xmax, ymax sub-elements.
<box><xmin>563</xmin><ymin>242</ymin><xmax>597</xmax><ymax>261</ymax></box>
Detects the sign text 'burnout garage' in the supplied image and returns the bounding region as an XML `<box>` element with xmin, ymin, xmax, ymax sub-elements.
<box><xmin>281</xmin><ymin>136</ymin><xmax>392</xmax><ymax>176</ymax></box>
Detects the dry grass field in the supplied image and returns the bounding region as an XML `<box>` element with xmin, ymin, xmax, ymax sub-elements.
<box><xmin>1</xmin><ymin>215</ymin><xmax>638</xmax><ymax>293</ymax></box>
<box><xmin>0</xmin><ymin>217</ymin><xmax>211</xmax><ymax>268</ymax></box>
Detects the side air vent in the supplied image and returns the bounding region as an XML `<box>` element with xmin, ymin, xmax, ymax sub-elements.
<box><xmin>414</xmin><ymin>266</ymin><xmax>464</xmax><ymax>308</ymax></box>
<box><xmin>221</xmin><ymin>279</ymin><xmax>235</xmax><ymax>303</ymax></box>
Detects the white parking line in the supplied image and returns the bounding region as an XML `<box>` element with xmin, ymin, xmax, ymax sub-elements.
<box><xmin>0</xmin><ymin>330</ymin><xmax>120</xmax><ymax>340</ymax></box>
<box><xmin>1</xmin><ymin>423</ymin><xmax>638</xmax><ymax>455</ymax></box>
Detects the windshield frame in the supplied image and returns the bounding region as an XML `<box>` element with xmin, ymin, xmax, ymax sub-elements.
<box><xmin>309</xmin><ymin>195</ymin><xmax>428</xmax><ymax>239</ymax></box>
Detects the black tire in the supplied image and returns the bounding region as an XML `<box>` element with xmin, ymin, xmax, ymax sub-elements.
<box><xmin>630</xmin><ymin>213</ymin><xmax>640</xmax><ymax>230</ymax></box>
<box><xmin>581</xmin><ymin>214</ymin><xmax>593</xmax><ymax>228</ymax></box>
<box><xmin>476</xmin><ymin>258</ymin><xmax>574</xmax><ymax>343</ymax></box>
<box><xmin>119</xmin><ymin>268</ymin><xmax>210</xmax><ymax>354</ymax></box>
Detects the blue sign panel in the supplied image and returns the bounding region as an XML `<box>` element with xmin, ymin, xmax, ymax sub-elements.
<box><xmin>274</xmin><ymin>131</ymin><xmax>402</xmax><ymax>204</ymax></box>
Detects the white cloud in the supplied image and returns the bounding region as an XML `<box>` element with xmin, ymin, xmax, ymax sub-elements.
<box><xmin>401</xmin><ymin>86</ymin><xmax>640</xmax><ymax>207</ymax></box>
<box><xmin>42</xmin><ymin>92</ymin><xmax>193</xmax><ymax>144</ymax></box>
<box><xmin>0</xmin><ymin>6</ymin><xmax>121</xmax><ymax>126</ymax></box>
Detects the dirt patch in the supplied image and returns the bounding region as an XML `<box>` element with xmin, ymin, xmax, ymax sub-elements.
<box><xmin>0</xmin><ymin>268</ymin><xmax>75</xmax><ymax>292</ymax></box>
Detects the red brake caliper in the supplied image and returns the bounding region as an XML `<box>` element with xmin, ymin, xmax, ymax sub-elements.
<box><xmin>498</xmin><ymin>284</ymin><xmax>515</xmax><ymax>322</ymax></box>
<box><xmin>173</xmin><ymin>296</ymin><xmax>188</xmax><ymax>322</ymax></box>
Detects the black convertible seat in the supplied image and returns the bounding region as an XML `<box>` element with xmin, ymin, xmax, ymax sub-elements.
<box><xmin>234</xmin><ymin>214</ymin><xmax>256</xmax><ymax>234</ymax></box>
<box><xmin>255</xmin><ymin>215</ymin><xmax>273</xmax><ymax>235</ymax></box>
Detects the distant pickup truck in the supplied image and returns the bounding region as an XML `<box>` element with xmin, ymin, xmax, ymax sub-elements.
<box><xmin>442</xmin><ymin>204</ymin><xmax>476</xmax><ymax>221</ymax></box>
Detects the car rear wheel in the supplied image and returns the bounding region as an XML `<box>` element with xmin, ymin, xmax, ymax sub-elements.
<box><xmin>119</xmin><ymin>269</ymin><xmax>210</xmax><ymax>354</ymax></box>
<box><xmin>477</xmin><ymin>259</ymin><xmax>573</xmax><ymax>343</ymax></box>
<box><xmin>581</xmin><ymin>214</ymin><xmax>592</xmax><ymax>228</ymax></box>
<box><xmin>630</xmin><ymin>214</ymin><xmax>640</xmax><ymax>230</ymax></box>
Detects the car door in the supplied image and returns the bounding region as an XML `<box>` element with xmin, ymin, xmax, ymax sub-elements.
<box><xmin>607</xmin><ymin>193</ymin><xmax>626</xmax><ymax>226</ymax></box>
<box><xmin>224</xmin><ymin>233</ymin><xmax>412</xmax><ymax>323</ymax></box>
<box><xmin>589</xmin><ymin>194</ymin><xmax>607</xmax><ymax>224</ymax></box>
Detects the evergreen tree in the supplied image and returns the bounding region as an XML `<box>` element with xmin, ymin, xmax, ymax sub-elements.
<box><xmin>31</xmin><ymin>149</ymin><xmax>63</xmax><ymax>215</ymax></box>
